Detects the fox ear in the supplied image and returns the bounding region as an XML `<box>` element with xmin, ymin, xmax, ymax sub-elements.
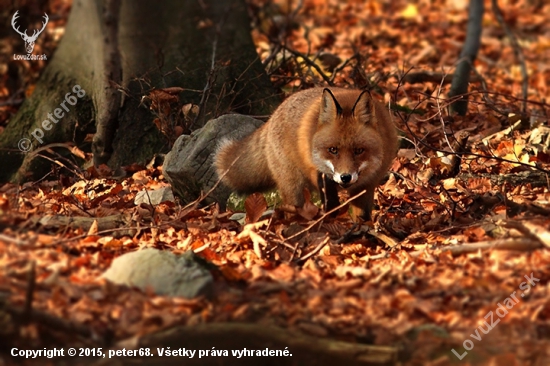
<box><xmin>319</xmin><ymin>88</ymin><xmax>342</xmax><ymax>124</ymax></box>
<box><xmin>352</xmin><ymin>90</ymin><xmax>373</xmax><ymax>123</ymax></box>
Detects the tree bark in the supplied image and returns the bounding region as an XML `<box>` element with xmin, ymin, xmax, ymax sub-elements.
<box><xmin>0</xmin><ymin>0</ymin><xmax>279</xmax><ymax>182</ymax></box>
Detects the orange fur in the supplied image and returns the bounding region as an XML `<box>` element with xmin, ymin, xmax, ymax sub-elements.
<box><xmin>214</xmin><ymin>87</ymin><xmax>398</xmax><ymax>220</ymax></box>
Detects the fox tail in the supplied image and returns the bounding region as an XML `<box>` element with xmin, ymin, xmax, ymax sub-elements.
<box><xmin>214</xmin><ymin>130</ymin><xmax>275</xmax><ymax>194</ymax></box>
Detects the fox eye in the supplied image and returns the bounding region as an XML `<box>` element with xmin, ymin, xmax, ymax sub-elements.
<box><xmin>328</xmin><ymin>147</ymin><xmax>338</xmax><ymax>155</ymax></box>
<box><xmin>354</xmin><ymin>148</ymin><xmax>365</xmax><ymax>155</ymax></box>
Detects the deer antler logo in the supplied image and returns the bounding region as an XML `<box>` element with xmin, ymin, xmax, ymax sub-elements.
<box><xmin>11</xmin><ymin>11</ymin><xmax>49</xmax><ymax>54</ymax></box>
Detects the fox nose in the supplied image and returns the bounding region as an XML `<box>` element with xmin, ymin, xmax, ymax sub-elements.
<box><xmin>340</xmin><ymin>174</ymin><xmax>352</xmax><ymax>184</ymax></box>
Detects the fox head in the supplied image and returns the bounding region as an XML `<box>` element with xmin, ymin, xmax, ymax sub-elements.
<box><xmin>312</xmin><ymin>88</ymin><xmax>386</xmax><ymax>188</ymax></box>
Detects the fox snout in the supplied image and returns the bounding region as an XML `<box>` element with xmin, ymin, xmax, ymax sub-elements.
<box><xmin>333</xmin><ymin>171</ymin><xmax>358</xmax><ymax>187</ymax></box>
<box><xmin>340</xmin><ymin>173</ymin><xmax>352</xmax><ymax>184</ymax></box>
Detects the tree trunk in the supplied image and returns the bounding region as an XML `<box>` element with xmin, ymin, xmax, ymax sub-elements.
<box><xmin>0</xmin><ymin>0</ymin><xmax>279</xmax><ymax>182</ymax></box>
<box><xmin>448</xmin><ymin>0</ymin><xmax>483</xmax><ymax>116</ymax></box>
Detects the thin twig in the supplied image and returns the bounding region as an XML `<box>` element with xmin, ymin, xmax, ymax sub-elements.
<box><xmin>329</xmin><ymin>54</ymin><xmax>358</xmax><ymax>83</ymax></box>
<box><xmin>471</xmin><ymin>67</ymin><xmax>505</xmax><ymax>115</ymax></box>
<box><xmin>299</xmin><ymin>235</ymin><xmax>330</xmax><ymax>262</ymax></box>
<box><xmin>191</xmin><ymin>4</ymin><xmax>233</xmax><ymax>129</ymax></box>
<box><xmin>0</xmin><ymin>233</ymin><xmax>27</xmax><ymax>245</ymax></box>
<box><xmin>280</xmin><ymin>45</ymin><xmax>334</xmax><ymax>86</ymax></box>
<box><xmin>435</xmin><ymin>67</ymin><xmax>454</xmax><ymax>152</ymax></box>
<box><xmin>394</xmin><ymin>91</ymin><xmax>550</xmax><ymax>174</ymax></box>
<box><xmin>29</xmin><ymin>153</ymin><xmax>87</xmax><ymax>180</ymax></box>
<box><xmin>285</xmin><ymin>189</ymin><xmax>367</xmax><ymax>241</ymax></box>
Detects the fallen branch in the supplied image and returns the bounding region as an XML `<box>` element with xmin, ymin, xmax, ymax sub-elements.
<box><xmin>455</xmin><ymin>171</ymin><xmax>550</xmax><ymax>190</ymax></box>
<box><xmin>409</xmin><ymin>237</ymin><xmax>541</xmax><ymax>258</ymax></box>
<box><xmin>502</xmin><ymin>220</ymin><xmax>550</xmax><ymax>248</ymax></box>
<box><xmin>5</xmin><ymin>304</ymin><xmax>93</xmax><ymax>341</ymax></box>
<box><xmin>96</xmin><ymin>323</ymin><xmax>398</xmax><ymax>366</ymax></box>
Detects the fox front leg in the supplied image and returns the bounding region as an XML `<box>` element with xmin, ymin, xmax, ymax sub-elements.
<box><xmin>349</xmin><ymin>184</ymin><xmax>376</xmax><ymax>221</ymax></box>
<box><xmin>318</xmin><ymin>173</ymin><xmax>339</xmax><ymax>216</ymax></box>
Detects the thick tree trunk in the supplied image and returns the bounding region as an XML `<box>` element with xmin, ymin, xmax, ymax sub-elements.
<box><xmin>0</xmin><ymin>0</ymin><xmax>279</xmax><ymax>182</ymax></box>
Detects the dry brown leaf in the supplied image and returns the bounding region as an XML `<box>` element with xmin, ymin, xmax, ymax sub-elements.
<box><xmin>245</xmin><ymin>192</ymin><xmax>267</xmax><ymax>224</ymax></box>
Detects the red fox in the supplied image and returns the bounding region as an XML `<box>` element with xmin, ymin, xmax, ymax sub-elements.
<box><xmin>214</xmin><ymin>87</ymin><xmax>398</xmax><ymax>220</ymax></box>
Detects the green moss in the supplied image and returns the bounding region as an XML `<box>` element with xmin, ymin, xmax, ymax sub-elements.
<box><xmin>226</xmin><ymin>190</ymin><xmax>323</xmax><ymax>212</ymax></box>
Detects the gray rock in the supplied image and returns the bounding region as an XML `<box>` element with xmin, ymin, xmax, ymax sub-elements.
<box><xmin>101</xmin><ymin>248</ymin><xmax>214</xmax><ymax>298</ymax></box>
<box><xmin>134</xmin><ymin>186</ymin><xmax>175</xmax><ymax>205</ymax></box>
<box><xmin>163</xmin><ymin>114</ymin><xmax>263</xmax><ymax>209</ymax></box>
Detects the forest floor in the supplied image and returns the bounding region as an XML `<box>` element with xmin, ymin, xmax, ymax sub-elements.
<box><xmin>1</xmin><ymin>0</ymin><xmax>550</xmax><ymax>365</ymax></box>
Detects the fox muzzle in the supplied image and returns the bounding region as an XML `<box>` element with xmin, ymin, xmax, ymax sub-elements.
<box><xmin>333</xmin><ymin>172</ymin><xmax>358</xmax><ymax>187</ymax></box>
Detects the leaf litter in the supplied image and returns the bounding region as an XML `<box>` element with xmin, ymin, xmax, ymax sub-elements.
<box><xmin>1</xmin><ymin>0</ymin><xmax>550</xmax><ymax>364</ymax></box>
